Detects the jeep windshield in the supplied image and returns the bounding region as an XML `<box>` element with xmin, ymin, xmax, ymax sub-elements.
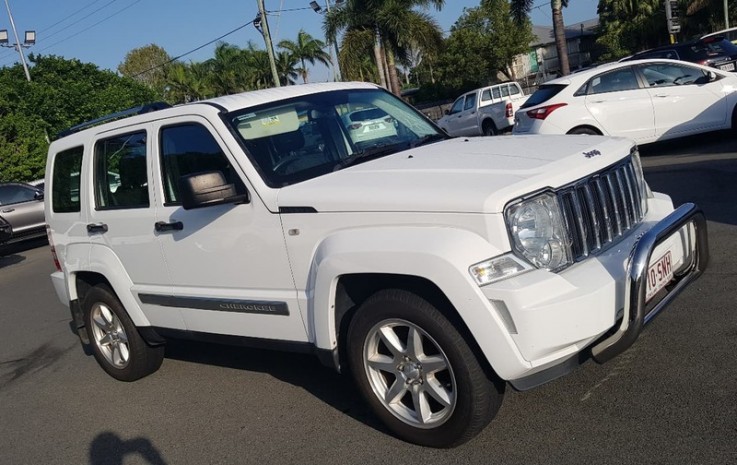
<box><xmin>225</xmin><ymin>88</ymin><xmax>447</xmax><ymax>187</ymax></box>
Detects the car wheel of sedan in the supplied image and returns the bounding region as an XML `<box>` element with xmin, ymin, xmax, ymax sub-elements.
<box><xmin>568</xmin><ymin>127</ymin><xmax>599</xmax><ymax>135</ymax></box>
<box><xmin>83</xmin><ymin>284</ymin><xmax>164</xmax><ymax>381</ymax></box>
<box><xmin>347</xmin><ymin>289</ymin><xmax>503</xmax><ymax>448</ymax></box>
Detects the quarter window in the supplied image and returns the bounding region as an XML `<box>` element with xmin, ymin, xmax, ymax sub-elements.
<box><xmin>159</xmin><ymin>123</ymin><xmax>242</xmax><ymax>205</ymax></box>
<box><xmin>52</xmin><ymin>146</ymin><xmax>83</xmax><ymax>213</ymax></box>
<box><xmin>94</xmin><ymin>132</ymin><xmax>147</xmax><ymax>209</ymax></box>
<box><xmin>481</xmin><ymin>89</ymin><xmax>492</xmax><ymax>101</ymax></box>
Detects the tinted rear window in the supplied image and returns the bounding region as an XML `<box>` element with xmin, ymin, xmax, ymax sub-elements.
<box><xmin>521</xmin><ymin>85</ymin><xmax>567</xmax><ymax>109</ymax></box>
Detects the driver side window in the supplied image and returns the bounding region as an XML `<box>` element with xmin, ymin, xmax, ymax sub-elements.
<box><xmin>449</xmin><ymin>98</ymin><xmax>464</xmax><ymax>115</ymax></box>
<box><xmin>159</xmin><ymin>123</ymin><xmax>243</xmax><ymax>205</ymax></box>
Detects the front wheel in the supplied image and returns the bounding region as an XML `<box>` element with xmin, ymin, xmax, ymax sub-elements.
<box><xmin>83</xmin><ymin>284</ymin><xmax>164</xmax><ymax>381</ymax></box>
<box><xmin>347</xmin><ymin>289</ymin><xmax>503</xmax><ymax>447</ymax></box>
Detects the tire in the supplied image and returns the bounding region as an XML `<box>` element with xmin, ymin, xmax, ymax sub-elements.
<box><xmin>482</xmin><ymin>120</ymin><xmax>497</xmax><ymax>136</ymax></box>
<box><xmin>567</xmin><ymin>127</ymin><xmax>599</xmax><ymax>135</ymax></box>
<box><xmin>347</xmin><ymin>289</ymin><xmax>503</xmax><ymax>447</ymax></box>
<box><xmin>83</xmin><ymin>284</ymin><xmax>164</xmax><ymax>382</ymax></box>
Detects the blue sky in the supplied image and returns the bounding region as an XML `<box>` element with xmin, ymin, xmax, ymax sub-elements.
<box><xmin>0</xmin><ymin>0</ymin><xmax>599</xmax><ymax>80</ymax></box>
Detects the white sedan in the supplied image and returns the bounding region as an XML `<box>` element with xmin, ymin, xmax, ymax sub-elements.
<box><xmin>513</xmin><ymin>59</ymin><xmax>737</xmax><ymax>144</ymax></box>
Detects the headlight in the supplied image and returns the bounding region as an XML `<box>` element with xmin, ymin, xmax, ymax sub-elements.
<box><xmin>505</xmin><ymin>192</ymin><xmax>572</xmax><ymax>271</ymax></box>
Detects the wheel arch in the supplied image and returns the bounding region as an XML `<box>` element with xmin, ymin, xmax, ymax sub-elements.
<box><xmin>307</xmin><ymin>226</ymin><xmax>524</xmax><ymax>379</ymax></box>
<box><xmin>566</xmin><ymin>124</ymin><xmax>603</xmax><ymax>135</ymax></box>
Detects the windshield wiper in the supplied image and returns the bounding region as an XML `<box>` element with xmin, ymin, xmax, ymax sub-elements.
<box><xmin>336</xmin><ymin>142</ymin><xmax>409</xmax><ymax>169</ymax></box>
<box><xmin>410</xmin><ymin>133</ymin><xmax>448</xmax><ymax>148</ymax></box>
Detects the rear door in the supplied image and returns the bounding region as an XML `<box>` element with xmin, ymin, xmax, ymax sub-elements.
<box><xmin>149</xmin><ymin>116</ymin><xmax>306</xmax><ymax>342</ymax></box>
<box><xmin>86</xmin><ymin>128</ymin><xmax>182</xmax><ymax>329</ymax></box>
<box><xmin>584</xmin><ymin>66</ymin><xmax>656</xmax><ymax>143</ymax></box>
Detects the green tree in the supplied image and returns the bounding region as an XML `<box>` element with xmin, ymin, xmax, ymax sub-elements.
<box><xmin>117</xmin><ymin>44</ymin><xmax>171</xmax><ymax>97</ymax></box>
<box><xmin>277</xmin><ymin>30</ymin><xmax>331</xmax><ymax>83</ymax></box>
<box><xmin>325</xmin><ymin>0</ymin><xmax>445</xmax><ymax>95</ymax></box>
<box><xmin>435</xmin><ymin>0</ymin><xmax>534</xmax><ymax>88</ymax></box>
<box><xmin>275</xmin><ymin>51</ymin><xmax>299</xmax><ymax>86</ymax></box>
<box><xmin>511</xmin><ymin>0</ymin><xmax>570</xmax><ymax>75</ymax></box>
<box><xmin>0</xmin><ymin>54</ymin><xmax>156</xmax><ymax>182</ymax></box>
<box><xmin>597</xmin><ymin>0</ymin><xmax>668</xmax><ymax>60</ymax></box>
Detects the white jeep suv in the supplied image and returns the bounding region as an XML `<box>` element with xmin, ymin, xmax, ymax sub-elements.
<box><xmin>45</xmin><ymin>82</ymin><xmax>708</xmax><ymax>448</ymax></box>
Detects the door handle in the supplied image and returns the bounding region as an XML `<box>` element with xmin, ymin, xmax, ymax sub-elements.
<box><xmin>154</xmin><ymin>221</ymin><xmax>183</xmax><ymax>232</ymax></box>
<box><xmin>654</xmin><ymin>94</ymin><xmax>669</xmax><ymax>98</ymax></box>
<box><xmin>1</xmin><ymin>208</ymin><xmax>14</xmax><ymax>213</ymax></box>
<box><xmin>86</xmin><ymin>223</ymin><xmax>108</xmax><ymax>233</ymax></box>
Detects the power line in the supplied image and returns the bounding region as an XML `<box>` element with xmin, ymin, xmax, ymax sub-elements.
<box><xmin>131</xmin><ymin>22</ymin><xmax>251</xmax><ymax>78</ymax></box>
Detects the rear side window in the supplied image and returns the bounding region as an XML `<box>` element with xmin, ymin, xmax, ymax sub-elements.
<box><xmin>463</xmin><ymin>93</ymin><xmax>476</xmax><ymax>110</ymax></box>
<box><xmin>159</xmin><ymin>123</ymin><xmax>242</xmax><ymax>205</ymax></box>
<box><xmin>685</xmin><ymin>39</ymin><xmax>737</xmax><ymax>60</ymax></box>
<box><xmin>500</xmin><ymin>86</ymin><xmax>510</xmax><ymax>97</ymax></box>
<box><xmin>509</xmin><ymin>84</ymin><xmax>521</xmax><ymax>96</ymax></box>
<box><xmin>52</xmin><ymin>146</ymin><xmax>83</xmax><ymax>213</ymax></box>
<box><xmin>588</xmin><ymin>68</ymin><xmax>639</xmax><ymax>94</ymax></box>
<box><xmin>94</xmin><ymin>132</ymin><xmax>148</xmax><ymax>210</ymax></box>
<box><xmin>521</xmin><ymin>84</ymin><xmax>567</xmax><ymax>109</ymax></box>
<box><xmin>481</xmin><ymin>89</ymin><xmax>491</xmax><ymax>101</ymax></box>
<box><xmin>492</xmin><ymin>87</ymin><xmax>501</xmax><ymax>99</ymax></box>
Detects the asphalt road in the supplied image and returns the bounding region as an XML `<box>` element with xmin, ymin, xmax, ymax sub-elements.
<box><xmin>1</xmin><ymin>133</ymin><xmax>736</xmax><ymax>465</ymax></box>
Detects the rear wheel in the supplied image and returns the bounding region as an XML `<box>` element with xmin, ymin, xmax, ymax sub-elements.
<box><xmin>83</xmin><ymin>284</ymin><xmax>164</xmax><ymax>381</ymax></box>
<box><xmin>347</xmin><ymin>289</ymin><xmax>503</xmax><ymax>447</ymax></box>
<box><xmin>567</xmin><ymin>127</ymin><xmax>599</xmax><ymax>135</ymax></box>
<box><xmin>482</xmin><ymin>120</ymin><xmax>497</xmax><ymax>136</ymax></box>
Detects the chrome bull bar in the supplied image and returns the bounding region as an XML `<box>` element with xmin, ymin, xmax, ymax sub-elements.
<box><xmin>591</xmin><ymin>202</ymin><xmax>709</xmax><ymax>363</ymax></box>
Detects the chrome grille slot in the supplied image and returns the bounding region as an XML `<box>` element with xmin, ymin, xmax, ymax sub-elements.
<box><xmin>558</xmin><ymin>156</ymin><xmax>648</xmax><ymax>262</ymax></box>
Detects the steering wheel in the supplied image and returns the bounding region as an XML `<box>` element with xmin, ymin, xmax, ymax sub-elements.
<box><xmin>272</xmin><ymin>155</ymin><xmax>302</xmax><ymax>174</ymax></box>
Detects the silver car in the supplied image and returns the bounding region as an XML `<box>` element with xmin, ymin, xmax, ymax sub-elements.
<box><xmin>0</xmin><ymin>182</ymin><xmax>46</xmax><ymax>244</ymax></box>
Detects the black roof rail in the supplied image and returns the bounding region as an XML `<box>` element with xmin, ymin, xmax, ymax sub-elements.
<box><xmin>56</xmin><ymin>102</ymin><xmax>172</xmax><ymax>139</ymax></box>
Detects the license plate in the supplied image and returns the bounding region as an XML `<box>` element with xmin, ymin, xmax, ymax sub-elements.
<box><xmin>368</xmin><ymin>124</ymin><xmax>381</xmax><ymax>130</ymax></box>
<box><xmin>719</xmin><ymin>62</ymin><xmax>735</xmax><ymax>71</ymax></box>
<box><xmin>646</xmin><ymin>250</ymin><xmax>673</xmax><ymax>302</ymax></box>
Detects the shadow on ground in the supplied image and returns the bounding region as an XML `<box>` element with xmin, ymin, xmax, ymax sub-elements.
<box><xmin>163</xmin><ymin>339</ymin><xmax>384</xmax><ymax>434</ymax></box>
<box><xmin>89</xmin><ymin>432</ymin><xmax>168</xmax><ymax>465</ymax></box>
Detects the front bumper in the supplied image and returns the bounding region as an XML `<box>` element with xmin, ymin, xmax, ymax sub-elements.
<box><xmin>590</xmin><ymin>202</ymin><xmax>709</xmax><ymax>362</ymax></box>
<box><xmin>478</xmin><ymin>198</ymin><xmax>708</xmax><ymax>388</ymax></box>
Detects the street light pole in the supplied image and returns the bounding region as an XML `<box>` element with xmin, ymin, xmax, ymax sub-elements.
<box><xmin>3</xmin><ymin>0</ymin><xmax>31</xmax><ymax>82</ymax></box>
<box><xmin>256</xmin><ymin>0</ymin><xmax>281</xmax><ymax>87</ymax></box>
<box><xmin>725</xmin><ymin>0</ymin><xmax>730</xmax><ymax>29</ymax></box>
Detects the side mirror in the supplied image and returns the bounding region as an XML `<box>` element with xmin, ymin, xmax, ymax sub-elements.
<box><xmin>34</xmin><ymin>191</ymin><xmax>44</xmax><ymax>201</ymax></box>
<box><xmin>444</xmin><ymin>109</ymin><xmax>449</xmax><ymax>115</ymax></box>
<box><xmin>178</xmin><ymin>171</ymin><xmax>249</xmax><ymax>210</ymax></box>
<box><xmin>708</xmin><ymin>71</ymin><xmax>717</xmax><ymax>82</ymax></box>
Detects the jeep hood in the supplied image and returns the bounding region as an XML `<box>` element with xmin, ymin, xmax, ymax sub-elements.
<box><xmin>277</xmin><ymin>135</ymin><xmax>636</xmax><ymax>214</ymax></box>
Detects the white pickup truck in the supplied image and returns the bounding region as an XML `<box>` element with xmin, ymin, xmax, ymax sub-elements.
<box><xmin>437</xmin><ymin>82</ymin><xmax>529</xmax><ymax>136</ymax></box>
<box><xmin>45</xmin><ymin>82</ymin><xmax>707</xmax><ymax>448</ymax></box>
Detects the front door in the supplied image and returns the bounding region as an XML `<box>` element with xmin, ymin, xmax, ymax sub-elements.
<box><xmin>150</xmin><ymin>117</ymin><xmax>306</xmax><ymax>342</ymax></box>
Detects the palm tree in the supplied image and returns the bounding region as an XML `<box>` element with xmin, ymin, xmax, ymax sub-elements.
<box><xmin>275</xmin><ymin>51</ymin><xmax>300</xmax><ymax>86</ymax></box>
<box><xmin>510</xmin><ymin>0</ymin><xmax>570</xmax><ymax>76</ymax></box>
<box><xmin>277</xmin><ymin>30</ymin><xmax>331</xmax><ymax>84</ymax></box>
<box><xmin>324</xmin><ymin>0</ymin><xmax>444</xmax><ymax>95</ymax></box>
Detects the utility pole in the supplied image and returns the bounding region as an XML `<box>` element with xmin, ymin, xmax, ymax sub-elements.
<box><xmin>725</xmin><ymin>0</ymin><xmax>730</xmax><ymax>29</ymax></box>
<box><xmin>255</xmin><ymin>0</ymin><xmax>281</xmax><ymax>87</ymax></box>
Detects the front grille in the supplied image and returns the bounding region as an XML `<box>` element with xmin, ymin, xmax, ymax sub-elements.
<box><xmin>558</xmin><ymin>156</ymin><xmax>648</xmax><ymax>261</ymax></box>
